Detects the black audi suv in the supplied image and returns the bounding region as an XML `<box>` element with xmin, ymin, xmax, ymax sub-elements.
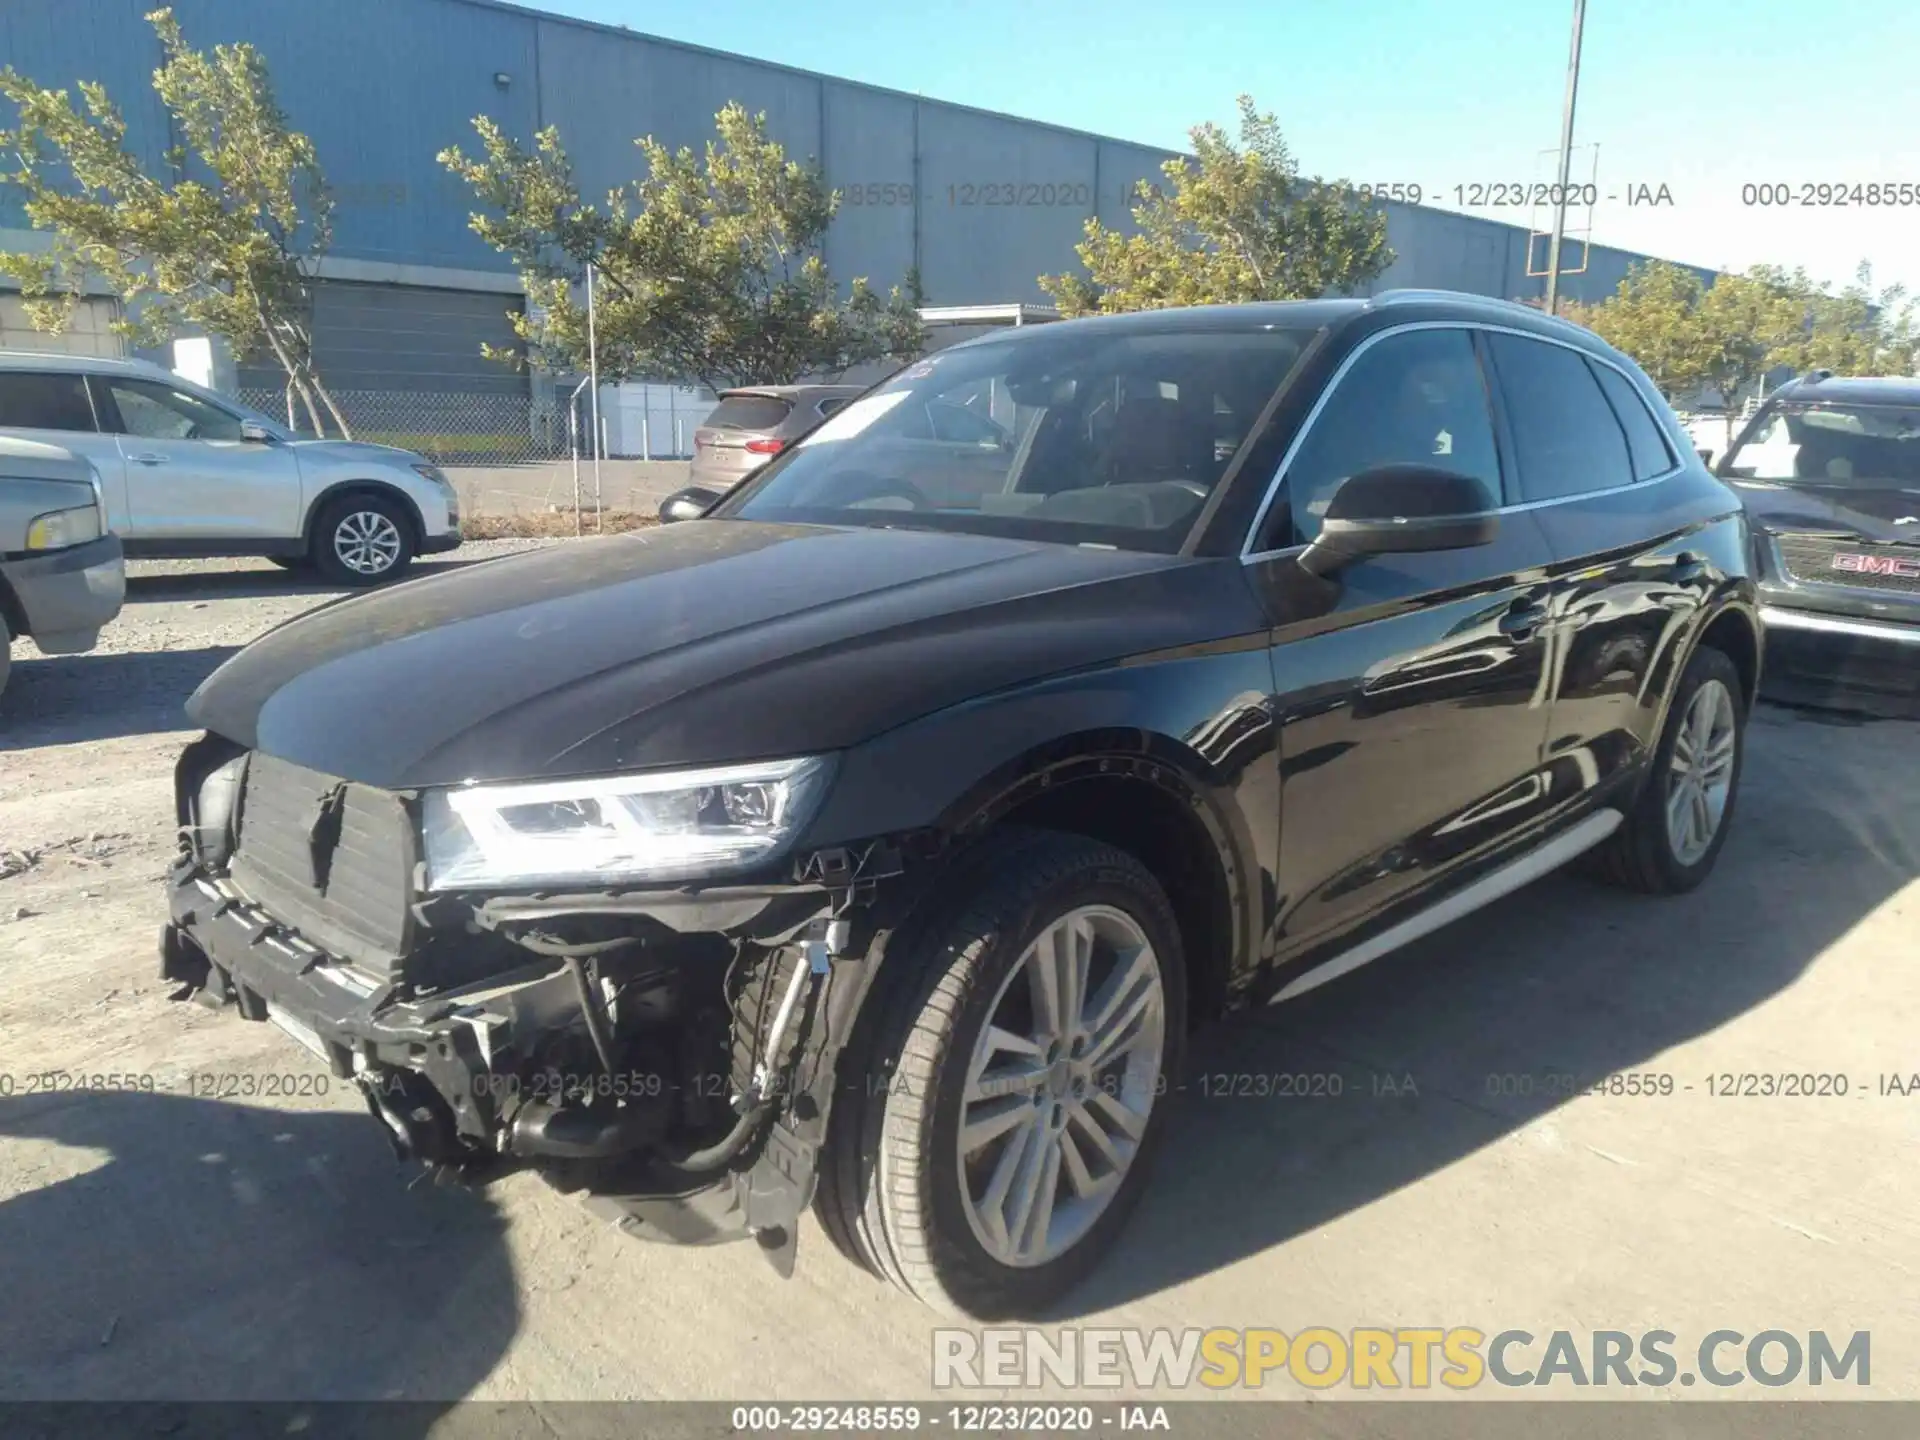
<box><xmin>1716</xmin><ymin>372</ymin><xmax>1920</xmax><ymax>711</ymax></box>
<box><xmin>162</xmin><ymin>290</ymin><xmax>1762</xmax><ymax>1317</ymax></box>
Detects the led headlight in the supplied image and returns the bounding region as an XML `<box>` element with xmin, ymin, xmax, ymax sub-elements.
<box><xmin>421</xmin><ymin>756</ymin><xmax>833</xmax><ymax>890</ymax></box>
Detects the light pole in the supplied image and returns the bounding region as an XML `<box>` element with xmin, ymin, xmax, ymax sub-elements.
<box><xmin>1543</xmin><ymin>0</ymin><xmax>1588</xmax><ymax>316</ymax></box>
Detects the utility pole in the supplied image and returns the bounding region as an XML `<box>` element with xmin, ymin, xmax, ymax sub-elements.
<box><xmin>1543</xmin><ymin>0</ymin><xmax>1588</xmax><ymax>316</ymax></box>
<box><xmin>586</xmin><ymin>261</ymin><xmax>603</xmax><ymax>533</ymax></box>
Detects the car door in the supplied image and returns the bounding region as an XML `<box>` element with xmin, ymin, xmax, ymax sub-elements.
<box><xmin>0</xmin><ymin>369</ymin><xmax>131</xmax><ymax>529</ymax></box>
<box><xmin>1481</xmin><ymin>332</ymin><xmax>1711</xmax><ymax>810</ymax></box>
<box><xmin>1241</xmin><ymin>324</ymin><xmax>1560</xmax><ymax>963</ymax></box>
<box><xmin>92</xmin><ymin>374</ymin><xmax>301</xmax><ymax>540</ymax></box>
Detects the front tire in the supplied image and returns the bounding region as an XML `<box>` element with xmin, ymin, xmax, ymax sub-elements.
<box><xmin>1588</xmin><ymin>644</ymin><xmax>1746</xmax><ymax>894</ymax></box>
<box><xmin>818</xmin><ymin>830</ymin><xmax>1186</xmax><ymax>1317</ymax></box>
<box><xmin>311</xmin><ymin>493</ymin><xmax>415</xmax><ymax>587</ymax></box>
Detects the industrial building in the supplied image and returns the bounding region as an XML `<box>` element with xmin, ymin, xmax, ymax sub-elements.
<box><xmin>2</xmin><ymin>0</ymin><xmax>1715</xmax><ymax>457</ymax></box>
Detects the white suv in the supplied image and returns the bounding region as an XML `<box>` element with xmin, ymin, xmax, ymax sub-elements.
<box><xmin>0</xmin><ymin>353</ymin><xmax>461</xmax><ymax>585</ymax></box>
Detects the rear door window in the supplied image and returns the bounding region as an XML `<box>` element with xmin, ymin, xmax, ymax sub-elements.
<box><xmin>704</xmin><ymin>395</ymin><xmax>793</xmax><ymax>432</ymax></box>
<box><xmin>1485</xmin><ymin>333</ymin><xmax>1635</xmax><ymax>501</ymax></box>
<box><xmin>0</xmin><ymin>372</ymin><xmax>97</xmax><ymax>432</ymax></box>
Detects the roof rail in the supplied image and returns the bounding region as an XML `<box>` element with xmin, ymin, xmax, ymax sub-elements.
<box><xmin>1371</xmin><ymin>288</ymin><xmax>1594</xmax><ymax>331</ymax></box>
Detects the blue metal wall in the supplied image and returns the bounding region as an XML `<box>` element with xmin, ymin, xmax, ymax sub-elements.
<box><xmin>2</xmin><ymin>0</ymin><xmax>1710</xmax><ymax>307</ymax></box>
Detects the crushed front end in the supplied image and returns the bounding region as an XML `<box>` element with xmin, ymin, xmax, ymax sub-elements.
<box><xmin>161</xmin><ymin>734</ymin><xmax>914</xmax><ymax>1273</ymax></box>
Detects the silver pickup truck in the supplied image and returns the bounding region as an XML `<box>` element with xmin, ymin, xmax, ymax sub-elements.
<box><xmin>0</xmin><ymin>436</ymin><xmax>126</xmax><ymax>699</ymax></box>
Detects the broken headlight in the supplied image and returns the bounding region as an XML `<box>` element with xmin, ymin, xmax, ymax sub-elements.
<box><xmin>420</xmin><ymin>756</ymin><xmax>834</xmax><ymax>890</ymax></box>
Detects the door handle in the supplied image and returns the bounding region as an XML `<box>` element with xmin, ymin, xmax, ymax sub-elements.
<box><xmin>129</xmin><ymin>453</ymin><xmax>169</xmax><ymax>465</ymax></box>
<box><xmin>1499</xmin><ymin>601</ymin><xmax>1548</xmax><ymax>641</ymax></box>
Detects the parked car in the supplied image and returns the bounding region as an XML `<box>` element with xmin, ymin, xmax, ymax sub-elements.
<box><xmin>162</xmin><ymin>290</ymin><xmax>1761</xmax><ymax>1318</ymax></box>
<box><xmin>680</xmin><ymin>380</ymin><xmax>1028</xmax><ymax>517</ymax></box>
<box><xmin>0</xmin><ymin>353</ymin><xmax>461</xmax><ymax>585</ymax></box>
<box><xmin>688</xmin><ymin>385</ymin><xmax>865</xmax><ymax>493</ymax></box>
<box><xmin>0</xmin><ymin>436</ymin><xmax>125</xmax><ymax>699</ymax></box>
<box><xmin>1717</xmin><ymin>372</ymin><xmax>1920</xmax><ymax>708</ymax></box>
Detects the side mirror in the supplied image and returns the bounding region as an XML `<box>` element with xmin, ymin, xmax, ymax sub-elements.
<box><xmin>239</xmin><ymin>420</ymin><xmax>276</xmax><ymax>444</ymax></box>
<box><xmin>1298</xmin><ymin>464</ymin><xmax>1499</xmax><ymax>579</ymax></box>
<box><xmin>1695</xmin><ymin>447</ymin><xmax>1715</xmax><ymax>467</ymax></box>
<box><xmin>658</xmin><ymin>484</ymin><xmax>723</xmax><ymax>524</ymax></box>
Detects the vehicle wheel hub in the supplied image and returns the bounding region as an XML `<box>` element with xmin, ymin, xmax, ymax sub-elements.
<box><xmin>334</xmin><ymin>510</ymin><xmax>403</xmax><ymax>575</ymax></box>
<box><xmin>956</xmin><ymin>904</ymin><xmax>1165</xmax><ymax>1269</ymax></box>
<box><xmin>1664</xmin><ymin>677</ymin><xmax>1737</xmax><ymax>866</ymax></box>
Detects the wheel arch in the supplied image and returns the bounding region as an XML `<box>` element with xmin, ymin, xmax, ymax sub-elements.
<box><xmin>302</xmin><ymin>480</ymin><xmax>426</xmax><ymax>551</ymax></box>
<box><xmin>1696</xmin><ymin>600</ymin><xmax>1762</xmax><ymax>712</ymax></box>
<box><xmin>836</xmin><ymin>724</ymin><xmax>1263</xmax><ymax>1030</ymax></box>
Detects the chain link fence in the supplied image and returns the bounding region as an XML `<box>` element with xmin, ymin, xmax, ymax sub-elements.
<box><xmin>239</xmin><ymin>387</ymin><xmax>569</xmax><ymax>464</ymax></box>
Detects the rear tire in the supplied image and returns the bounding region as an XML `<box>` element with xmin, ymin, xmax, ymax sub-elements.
<box><xmin>1586</xmin><ymin>644</ymin><xmax>1746</xmax><ymax>895</ymax></box>
<box><xmin>0</xmin><ymin>612</ymin><xmax>12</xmax><ymax>700</ymax></box>
<box><xmin>311</xmin><ymin>492</ymin><xmax>415</xmax><ymax>587</ymax></box>
<box><xmin>816</xmin><ymin>830</ymin><xmax>1186</xmax><ymax>1317</ymax></box>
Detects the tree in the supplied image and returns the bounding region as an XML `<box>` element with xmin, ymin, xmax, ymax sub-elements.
<box><xmin>1038</xmin><ymin>96</ymin><xmax>1392</xmax><ymax>316</ymax></box>
<box><xmin>439</xmin><ymin>104</ymin><xmax>925</xmax><ymax>393</ymax></box>
<box><xmin>1757</xmin><ymin>262</ymin><xmax>1920</xmax><ymax>377</ymax></box>
<box><xmin>1558</xmin><ymin>260</ymin><xmax>1719</xmax><ymax>402</ymax></box>
<box><xmin>0</xmin><ymin>8</ymin><xmax>349</xmax><ymax>435</ymax></box>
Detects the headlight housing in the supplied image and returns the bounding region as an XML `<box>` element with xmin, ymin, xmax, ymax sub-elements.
<box><xmin>25</xmin><ymin>503</ymin><xmax>104</xmax><ymax>551</ymax></box>
<box><xmin>420</xmin><ymin>756</ymin><xmax>834</xmax><ymax>890</ymax></box>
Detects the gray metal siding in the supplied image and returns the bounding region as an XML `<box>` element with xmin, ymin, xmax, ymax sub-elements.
<box><xmin>4</xmin><ymin>0</ymin><xmax>1719</xmax><ymax>316</ymax></box>
<box><xmin>236</xmin><ymin>280</ymin><xmax>524</xmax><ymax>393</ymax></box>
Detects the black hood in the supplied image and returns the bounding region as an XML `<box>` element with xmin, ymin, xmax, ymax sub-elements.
<box><xmin>1729</xmin><ymin>476</ymin><xmax>1920</xmax><ymax>545</ymax></box>
<box><xmin>189</xmin><ymin>520</ymin><xmax>1252</xmax><ymax>789</ymax></box>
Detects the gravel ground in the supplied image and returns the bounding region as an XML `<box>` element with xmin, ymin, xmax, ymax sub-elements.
<box><xmin>1</xmin><ymin>549</ymin><xmax>1916</xmax><ymax>1407</ymax></box>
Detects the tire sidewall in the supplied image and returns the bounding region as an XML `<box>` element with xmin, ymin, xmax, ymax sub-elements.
<box><xmin>1645</xmin><ymin>645</ymin><xmax>1747</xmax><ymax>890</ymax></box>
<box><xmin>313</xmin><ymin>494</ymin><xmax>414</xmax><ymax>586</ymax></box>
<box><xmin>899</xmin><ymin>855</ymin><xmax>1187</xmax><ymax>1313</ymax></box>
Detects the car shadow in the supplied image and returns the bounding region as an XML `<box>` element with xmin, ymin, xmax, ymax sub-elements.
<box><xmin>0</xmin><ymin>646</ymin><xmax>241</xmax><ymax>748</ymax></box>
<box><xmin>121</xmin><ymin>552</ymin><xmax>503</xmax><ymax>606</ymax></box>
<box><xmin>0</xmin><ymin>1088</ymin><xmax>517</xmax><ymax>1406</ymax></box>
<box><xmin>1066</xmin><ymin>703</ymin><xmax>1919</xmax><ymax>1314</ymax></box>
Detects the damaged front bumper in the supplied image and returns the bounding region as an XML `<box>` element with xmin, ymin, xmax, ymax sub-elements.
<box><xmin>162</xmin><ymin>852</ymin><xmax>889</xmax><ymax>1271</ymax></box>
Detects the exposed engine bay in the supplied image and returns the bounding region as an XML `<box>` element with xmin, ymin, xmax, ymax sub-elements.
<box><xmin>160</xmin><ymin>732</ymin><xmax>921</xmax><ymax>1276</ymax></box>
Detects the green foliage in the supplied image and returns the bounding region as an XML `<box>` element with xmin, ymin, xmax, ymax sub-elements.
<box><xmin>1564</xmin><ymin>259</ymin><xmax>1920</xmax><ymax>430</ymax></box>
<box><xmin>0</xmin><ymin>8</ymin><xmax>348</xmax><ymax>434</ymax></box>
<box><xmin>1039</xmin><ymin>97</ymin><xmax>1393</xmax><ymax>316</ymax></box>
<box><xmin>440</xmin><ymin>103</ymin><xmax>926</xmax><ymax>392</ymax></box>
<box><xmin>1754</xmin><ymin>262</ymin><xmax>1919</xmax><ymax>377</ymax></box>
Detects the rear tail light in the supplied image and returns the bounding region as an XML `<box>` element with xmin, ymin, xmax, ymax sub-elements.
<box><xmin>745</xmin><ymin>437</ymin><xmax>787</xmax><ymax>455</ymax></box>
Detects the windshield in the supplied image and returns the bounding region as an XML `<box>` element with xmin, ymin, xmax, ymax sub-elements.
<box><xmin>716</xmin><ymin>324</ymin><xmax>1317</xmax><ymax>551</ymax></box>
<box><xmin>1723</xmin><ymin>401</ymin><xmax>1920</xmax><ymax>488</ymax></box>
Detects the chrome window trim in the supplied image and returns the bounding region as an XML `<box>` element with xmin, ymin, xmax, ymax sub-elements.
<box><xmin>1240</xmin><ymin>319</ymin><xmax>1685</xmax><ymax>564</ymax></box>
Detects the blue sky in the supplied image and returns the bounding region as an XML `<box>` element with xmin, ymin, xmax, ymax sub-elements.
<box><xmin>535</xmin><ymin>0</ymin><xmax>1920</xmax><ymax>296</ymax></box>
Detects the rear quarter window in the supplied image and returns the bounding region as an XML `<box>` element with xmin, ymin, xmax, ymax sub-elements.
<box><xmin>1588</xmin><ymin>360</ymin><xmax>1676</xmax><ymax>481</ymax></box>
<box><xmin>704</xmin><ymin>396</ymin><xmax>793</xmax><ymax>431</ymax></box>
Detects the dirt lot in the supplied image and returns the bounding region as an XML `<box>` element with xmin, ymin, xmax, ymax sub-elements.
<box><xmin>1</xmin><ymin>544</ymin><xmax>1916</xmax><ymax>1406</ymax></box>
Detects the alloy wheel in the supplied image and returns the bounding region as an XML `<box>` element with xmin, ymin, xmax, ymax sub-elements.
<box><xmin>333</xmin><ymin>510</ymin><xmax>403</xmax><ymax>576</ymax></box>
<box><xmin>956</xmin><ymin>904</ymin><xmax>1166</xmax><ymax>1269</ymax></box>
<box><xmin>1665</xmin><ymin>677</ymin><xmax>1738</xmax><ymax>865</ymax></box>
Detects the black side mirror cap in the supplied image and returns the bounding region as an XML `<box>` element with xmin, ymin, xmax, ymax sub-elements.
<box><xmin>658</xmin><ymin>485</ymin><xmax>723</xmax><ymax>524</ymax></box>
<box><xmin>1696</xmin><ymin>447</ymin><xmax>1715</xmax><ymax>467</ymax></box>
<box><xmin>1297</xmin><ymin>464</ymin><xmax>1499</xmax><ymax>578</ymax></box>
